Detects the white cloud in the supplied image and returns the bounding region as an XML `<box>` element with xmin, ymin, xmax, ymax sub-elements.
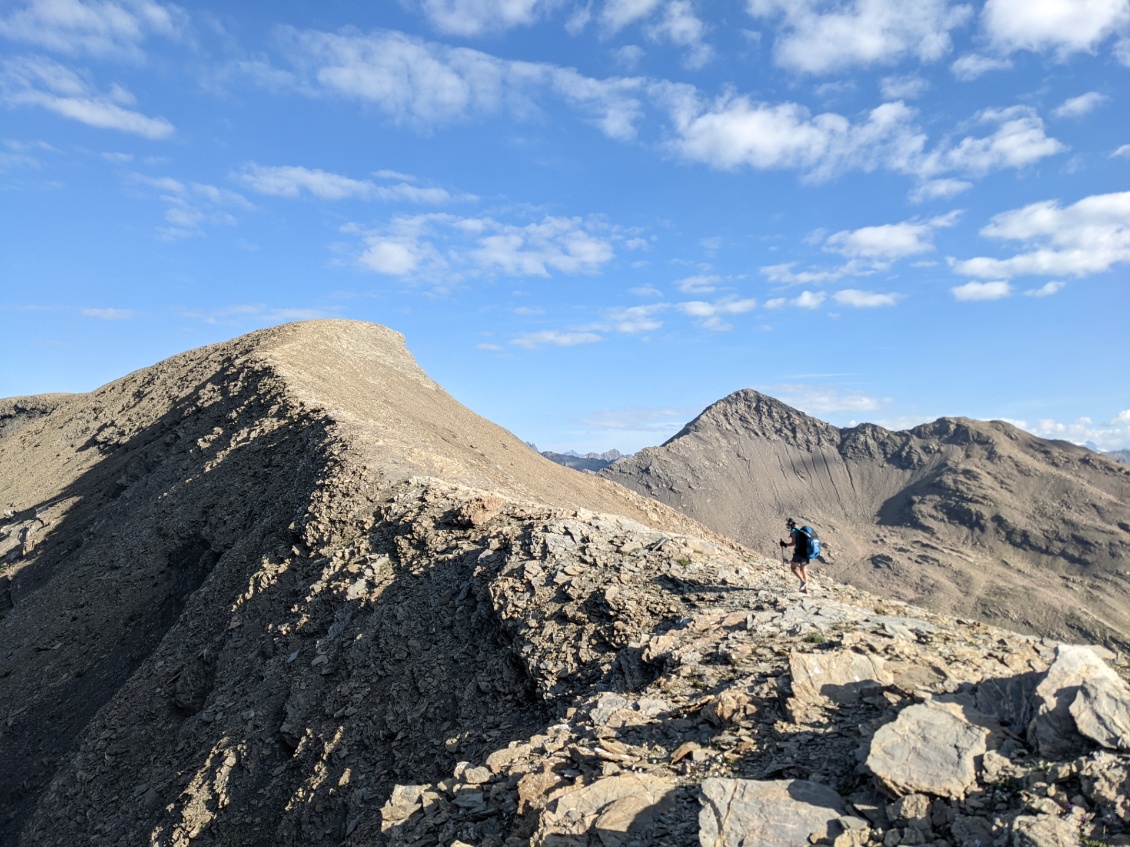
<box><xmin>601</xmin><ymin>0</ymin><xmax>664</xmax><ymax>32</ymax></box>
<box><xmin>0</xmin><ymin>55</ymin><xmax>173</xmax><ymax>137</ymax></box>
<box><xmin>129</xmin><ymin>172</ymin><xmax>251</xmax><ymax>239</ymax></box>
<box><xmin>476</xmin><ymin>342</ymin><xmax>504</xmax><ymax>351</ymax></box>
<box><xmin>675</xmin><ymin>273</ymin><xmax>719</xmax><ymax>293</ymax></box>
<box><xmin>950</xmin><ymin>53</ymin><xmax>1012</xmax><ymax>80</ymax></box>
<box><xmin>794</xmin><ymin>290</ymin><xmax>826</xmax><ymax>308</ymax></box>
<box><xmin>772</xmin><ymin>383</ymin><xmax>889</xmax><ymax>414</ymax></box>
<box><xmin>1052</xmin><ymin>91</ymin><xmax>1109</xmax><ymax>119</ymax></box>
<box><xmin>952</xmin><ymin>191</ymin><xmax>1130</xmax><ymax>279</ymax></box>
<box><xmin>274</xmin><ymin>26</ymin><xmax>648</xmax><ymax>140</ymax></box>
<box><xmin>414</xmin><ymin>0</ymin><xmax>560</xmax><ymax>36</ymax></box>
<box><xmin>761</xmin><ymin>261</ymin><xmax>859</xmax><ymax>285</ymax></box>
<box><xmin>235</xmin><ymin>163</ymin><xmax>464</xmax><ymax>204</ymax></box>
<box><xmin>951</xmin><ymin>280</ymin><xmax>1011</xmax><ymax>300</ymax></box>
<box><xmin>981</xmin><ymin>0</ymin><xmax>1130</xmax><ymax>57</ymax></box>
<box><xmin>824</xmin><ymin>212</ymin><xmax>959</xmax><ymax>259</ymax></box>
<box><xmin>677</xmin><ymin>296</ymin><xmax>756</xmax><ymax>329</ymax></box>
<box><xmin>511</xmin><ymin>329</ymin><xmax>603</xmax><ymax>348</ymax></box>
<box><xmin>833</xmin><ymin>289</ymin><xmax>902</xmax><ymax>307</ymax></box>
<box><xmin>746</xmin><ymin>0</ymin><xmax>974</xmax><ymax>75</ymax></box>
<box><xmin>350</xmin><ymin>212</ymin><xmax>623</xmax><ymax>281</ymax></box>
<box><xmin>0</xmin><ymin>0</ymin><xmax>187</xmax><ymax>60</ymax></box>
<box><xmin>916</xmin><ymin>106</ymin><xmax>1065</xmax><ymax>178</ymax></box>
<box><xmin>910</xmin><ymin>177</ymin><xmax>972</xmax><ymax>202</ymax></box>
<box><xmin>181</xmin><ymin>304</ymin><xmax>338</xmax><ymax>326</ymax></box>
<box><xmin>1008</xmin><ymin>411</ymin><xmax>1130</xmax><ymax>452</ymax></box>
<box><xmin>81</xmin><ymin>307</ymin><xmax>134</xmax><ymax>319</ymax></box>
<box><xmin>630</xmin><ymin>284</ymin><xmax>664</xmax><ymax>297</ymax></box>
<box><xmin>602</xmin><ymin>303</ymin><xmax>669</xmax><ymax>332</ymax></box>
<box><xmin>1113</xmin><ymin>144</ymin><xmax>1130</xmax><ymax>158</ymax></box>
<box><xmin>1025</xmin><ymin>280</ymin><xmax>1065</xmax><ymax>297</ymax></box>
<box><xmin>879</xmin><ymin>74</ymin><xmax>929</xmax><ymax>100</ymax></box>
<box><xmin>645</xmin><ymin>1</ymin><xmax>713</xmax><ymax>68</ymax></box>
<box><xmin>667</xmin><ymin>95</ymin><xmax>920</xmax><ymax>180</ymax></box>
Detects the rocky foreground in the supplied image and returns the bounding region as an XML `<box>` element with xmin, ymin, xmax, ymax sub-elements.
<box><xmin>1</xmin><ymin>321</ymin><xmax>1129</xmax><ymax>847</ymax></box>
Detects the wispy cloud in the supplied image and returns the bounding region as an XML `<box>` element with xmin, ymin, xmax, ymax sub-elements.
<box><xmin>1</xmin><ymin>55</ymin><xmax>174</xmax><ymax>138</ymax></box>
<box><xmin>0</xmin><ymin>0</ymin><xmax>188</xmax><ymax>60</ymax></box>
<box><xmin>602</xmin><ymin>303</ymin><xmax>669</xmax><ymax>333</ymax></box>
<box><xmin>1005</xmin><ymin>410</ymin><xmax>1130</xmax><ymax>452</ymax></box>
<box><xmin>950</xmin><ymin>53</ymin><xmax>1012</xmax><ymax>81</ymax></box>
<box><xmin>234</xmin><ymin>163</ymin><xmax>470</xmax><ymax>204</ymax></box>
<box><xmin>833</xmin><ymin>289</ymin><xmax>902</xmax><ymax>307</ymax></box>
<box><xmin>412</xmin><ymin>0</ymin><xmax>557</xmax><ymax>36</ymax></box>
<box><xmin>348</xmin><ymin>212</ymin><xmax>624</xmax><ymax>281</ymax></box>
<box><xmin>771</xmin><ymin>383</ymin><xmax>891</xmax><ymax>415</ymax></box>
<box><xmin>129</xmin><ymin>172</ymin><xmax>252</xmax><ymax>239</ymax></box>
<box><xmin>1052</xmin><ymin>91</ymin><xmax>1109</xmax><ymax>119</ymax></box>
<box><xmin>1025</xmin><ymin>280</ymin><xmax>1065</xmax><ymax>297</ymax></box>
<box><xmin>81</xmin><ymin>307</ymin><xmax>134</xmax><ymax>319</ymax></box>
<box><xmin>511</xmin><ymin>329</ymin><xmax>603</xmax><ymax>348</ymax></box>
<box><xmin>677</xmin><ymin>296</ymin><xmax>756</xmax><ymax>330</ymax></box>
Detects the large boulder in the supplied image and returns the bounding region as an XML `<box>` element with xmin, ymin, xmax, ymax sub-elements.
<box><xmin>866</xmin><ymin>700</ymin><xmax>989</xmax><ymax>799</ymax></box>
<box><xmin>698</xmin><ymin>778</ymin><xmax>859</xmax><ymax>847</ymax></box>
<box><xmin>1029</xmin><ymin>645</ymin><xmax>1130</xmax><ymax>757</ymax></box>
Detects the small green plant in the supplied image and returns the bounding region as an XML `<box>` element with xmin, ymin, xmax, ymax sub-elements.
<box><xmin>803</xmin><ymin>632</ymin><xmax>827</xmax><ymax>644</ymax></box>
<box><xmin>675</xmin><ymin>556</ymin><xmax>692</xmax><ymax>566</ymax></box>
<box><xmin>1080</xmin><ymin>838</ymin><xmax>1108</xmax><ymax>847</ymax></box>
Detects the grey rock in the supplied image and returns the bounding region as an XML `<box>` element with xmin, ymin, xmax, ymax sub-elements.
<box><xmin>1009</xmin><ymin>814</ymin><xmax>1078</xmax><ymax>847</ymax></box>
<box><xmin>1029</xmin><ymin>645</ymin><xmax>1128</xmax><ymax>757</ymax></box>
<box><xmin>866</xmin><ymin>700</ymin><xmax>989</xmax><ymax>798</ymax></box>
<box><xmin>699</xmin><ymin>778</ymin><xmax>851</xmax><ymax>847</ymax></box>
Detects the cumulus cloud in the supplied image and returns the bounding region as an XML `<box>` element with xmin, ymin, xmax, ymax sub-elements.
<box><xmin>235</xmin><ymin>163</ymin><xmax>465</xmax><ymax>204</ymax></box>
<box><xmin>1052</xmin><ymin>91</ymin><xmax>1108</xmax><ymax>119</ymax></box>
<box><xmin>981</xmin><ymin>0</ymin><xmax>1130</xmax><ymax>57</ymax></box>
<box><xmin>511</xmin><ymin>329</ymin><xmax>603</xmax><ymax>348</ymax></box>
<box><xmin>952</xmin><ymin>191</ymin><xmax>1130</xmax><ymax>279</ymax></box>
<box><xmin>0</xmin><ymin>55</ymin><xmax>173</xmax><ymax>137</ymax></box>
<box><xmin>833</xmin><ymin>289</ymin><xmax>902</xmax><ymax>307</ymax></box>
<box><xmin>916</xmin><ymin>105</ymin><xmax>1066</xmax><ymax>178</ymax></box>
<box><xmin>950</xmin><ymin>53</ymin><xmax>1012</xmax><ymax>80</ymax></box>
<box><xmin>675</xmin><ymin>274</ymin><xmax>719</xmax><ymax>293</ymax></box>
<box><xmin>349</xmin><ymin>212</ymin><xmax>624</xmax><ymax>281</ymax></box>
<box><xmin>951</xmin><ymin>280</ymin><xmax>1011</xmax><ymax>300</ymax></box>
<box><xmin>0</xmin><ymin>0</ymin><xmax>187</xmax><ymax>60</ymax></box>
<box><xmin>412</xmin><ymin>0</ymin><xmax>560</xmax><ymax>36</ymax></box>
<box><xmin>746</xmin><ymin>0</ymin><xmax>974</xmax><ymax>75</ymax></box>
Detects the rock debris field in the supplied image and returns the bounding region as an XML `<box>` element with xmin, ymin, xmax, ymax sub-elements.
<box><xmin>1</xmin><ymin>320</ymin><xmax>1128</xmax><ymax>847</ymax></box>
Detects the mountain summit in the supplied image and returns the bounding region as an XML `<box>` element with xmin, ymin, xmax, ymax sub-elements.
<box><xmin>601</xmin><ymin>388</ymin><xmax>1130</xmax><ymax>650</ymax></box>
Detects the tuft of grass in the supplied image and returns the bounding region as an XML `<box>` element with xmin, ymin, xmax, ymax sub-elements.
<box><xmin>803</xmin><ymin>632</ymin><xmax>827</xmax><ymax>644</ymax></box>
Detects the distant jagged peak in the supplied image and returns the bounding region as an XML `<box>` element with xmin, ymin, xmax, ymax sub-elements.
<box><xmin>663</xmin><ymin>388</ymin><xmax>841</xmax><ymax>448</ymax></box>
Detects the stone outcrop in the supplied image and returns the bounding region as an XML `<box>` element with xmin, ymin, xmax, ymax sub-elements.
<box><xmin>1</xmin><ymin>321</ymin><xmax>1128</xmax><ymax>847</ymax></box>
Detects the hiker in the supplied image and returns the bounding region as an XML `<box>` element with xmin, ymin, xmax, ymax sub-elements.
<box><xmin>779</xmin><ymin>517</ymin><xmax>816</xmax><ymax>595</ymax></box>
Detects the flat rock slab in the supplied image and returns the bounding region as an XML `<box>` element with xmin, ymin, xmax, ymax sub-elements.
<box><xmin>698</xmin><ymin>778</ymin><xmax>851</xmax><ymax>847</ymax></box>
<box><xmin>789</xmin><ymin>648</ymin><xmax>893</xmax><ymax>706</ymax></box>
<box><xmin>534</xmin><ymin>772</ymin><xmax>677</xmax><ymax>847</ymax></box>
<box><xmin>866</xmin><ymin>700</ymin><xmax>988</xmax><ymax>798</ymax></box>
<box><xmin>1030</xmin><ymin>645</ymin><xmax>1130</xmax><ymax>757</ymax></box>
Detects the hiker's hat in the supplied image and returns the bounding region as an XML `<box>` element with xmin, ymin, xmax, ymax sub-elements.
<box><xmin>785</xmin><ymin>517</ymin><xmax>796</xmax><ymax>529</ymax></box>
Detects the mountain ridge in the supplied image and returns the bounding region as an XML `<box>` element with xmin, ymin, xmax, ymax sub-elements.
<box><xmin>601</xmin><ymin>388</ymin><xmax>1130</xmax><ymax>652</ymax></box>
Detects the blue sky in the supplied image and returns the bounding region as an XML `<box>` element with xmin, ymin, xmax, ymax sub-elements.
<box><xmin>2</xmin><ymin>0</ymin><xmax>1128</xmax><ymax>454</ymax></box>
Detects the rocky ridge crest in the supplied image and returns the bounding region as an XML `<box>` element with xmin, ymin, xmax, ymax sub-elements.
<box><xmin>1</xmin><ymin>322</ymin><xmax>1128</xmax><ymax>847</ymax></box>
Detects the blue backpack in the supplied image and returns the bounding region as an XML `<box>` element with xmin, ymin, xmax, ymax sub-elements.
<box><xmin>798</xmin><ymin>526</ymin><xmax>821</xmax><ymax>560</ymax></box>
